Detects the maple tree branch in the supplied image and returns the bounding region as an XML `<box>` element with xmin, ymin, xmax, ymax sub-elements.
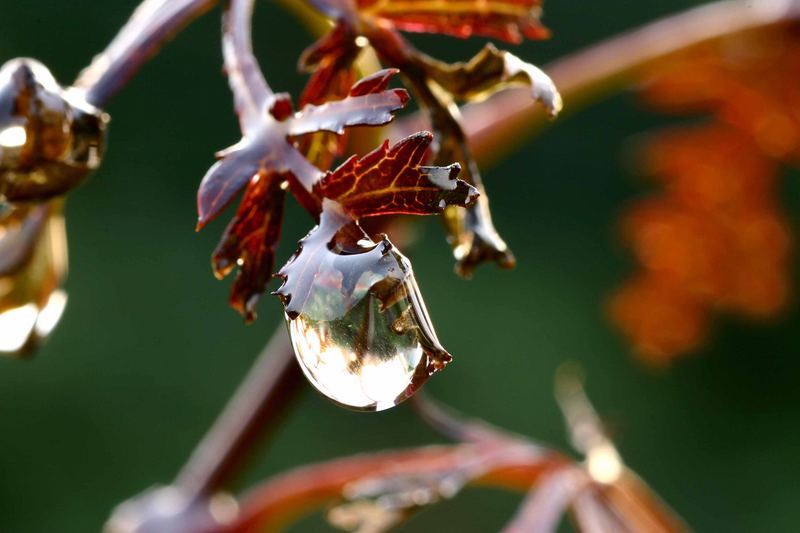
<box><xmin>390</xmin><ymin>0</ymin><xmax>800</xmax><ymax>167</ymax></box>
<box><xmin>74</xmin><ymin>0</ymin><xmax>217</xmax><ymax>107</ymax></box>
<box><xmin>174</xmin><ymin>326</ymin><xmax>303</xmax><ymax>502</ymax></box>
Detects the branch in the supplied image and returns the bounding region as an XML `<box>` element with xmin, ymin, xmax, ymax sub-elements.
<box><xmin>390</xmin><ymin>0</ymin><xmax>800</xmax><ymax>167</ymax></box>
<box><xmin>74</xmin><ymin>0</ymin><xmax>217</xmax><ymax>107</ymax></box>
<box><xmin>175</xmin><ymin>326</ymin><xmax>302</xmax><ymax>501</ymax></box>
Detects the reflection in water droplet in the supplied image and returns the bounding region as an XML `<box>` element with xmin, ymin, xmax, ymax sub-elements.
<box><xmin>0</xmin><ymin>303</ymin><xmax>38</xmax><ymax>352</ymax></box>
<box><xmin>288</xmin><ymin>289</ymin><xmax>428</xmax><ymax>411</ymax></box>
<box><xmin>0</xmin><ymin>125</ymin><xmax>26</xmax><ymax>148</ymax></box>
<box><xmin>34</xmin><ymin>289</ymin><xmax>67</xmax><ymax>337</ymax></box>
<box><xmin>278</xmin><ymin>202</ymin><xmax>451</xmax><ymax>411</ymax></box>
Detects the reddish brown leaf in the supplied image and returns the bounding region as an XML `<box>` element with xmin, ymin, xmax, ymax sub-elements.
<box><xmin>298</xmin><ymin>21</ymin><xmax>360</xmax><ymax>107</ymax></box>
<box><xmin>355</xmin><ymin>0</ymin><xmax>549</xmax><ymax>43</ymax></box>
<box><xmin>315</xmin><ymin>132</ymin><xmax>477</xmax><ymax>218</ymax></box>
<box><xmin>289</xmin><ymin>69</ymin><xmax>409</xmax><ymax>137</ymax></box>
<box><xmin>197</xmin><ymin>70</ymin><xmax>410</xmax><ymax>227</ymax></box>
<box><xmin>212</xmin><ymin>172</ymin><xmax>287</xmax><ymax>322</ymax></box>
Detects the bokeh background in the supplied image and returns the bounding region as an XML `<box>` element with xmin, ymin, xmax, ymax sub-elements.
<box><xmin>2</xmin><ymin>1</ymin><xmax>800</xmax><ymax>531</ymax></box>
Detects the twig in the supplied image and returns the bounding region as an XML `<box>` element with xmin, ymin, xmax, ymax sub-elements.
<box><xmin>174</xmin><ymin>326</ymin><xmax>303</xmax><ymax>501</ymax></box>
<box><xmin>222</xmin><ymin>0</ymin><xmax>272</xmax><ymax>130</ymax></box>
<box><xmin>74</xmin><ymin>0</ymin><xmax>218</xmax><ymax>107</ymax></box>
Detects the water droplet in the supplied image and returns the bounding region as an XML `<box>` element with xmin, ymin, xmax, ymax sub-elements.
<box><xmin>277</xmin><ymin>202</ymin><xmax>450</xmax><ymax>411</ymax></box>
<box><xmin>0</xmin><ymin>58</ymin><xmax>108</xmax><ymax>202</ymax></box>
<box><xmin>0</xmin><ymin>200</ymin><xmax>68</xmax><ymax>357</ymax></box>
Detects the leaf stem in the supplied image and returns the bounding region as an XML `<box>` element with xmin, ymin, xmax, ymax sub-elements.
<box><xmin>223</xmin><ymin>0</ymin><xmax>273</xmax><ymax>130</ymax></box>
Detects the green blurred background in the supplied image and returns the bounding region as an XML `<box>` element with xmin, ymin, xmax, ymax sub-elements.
<box><xmin>2</xmin><ymin>1</ymin><xmax>800</xmax><ymax>531</ymax></box>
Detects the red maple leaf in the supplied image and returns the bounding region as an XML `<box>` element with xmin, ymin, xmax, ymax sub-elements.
<box><xmin>315</xmin><ymin>131</ymin><xmax>478</xmax><ymax>218</ymax></box>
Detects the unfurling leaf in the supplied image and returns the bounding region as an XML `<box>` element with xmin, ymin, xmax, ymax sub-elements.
<box><xmin>212</xmin><ymin>172</ymin><xmax>287</xmax><ymax>322</ymax></box>
<box><xmin>442</xmin><ymin>189</ymin><xmax>517</xmax><ymax>278</ymax></box>
<box><xmin>423</xmin><ymin>43</ymin><xmax>562</xmax><ymax>116</ymax></box>
<box><xmin>274</xmin><ymin>201</ymin><xmax>451</xmax><ymax>411</ymax></box>
<box><xmin>197</xmin><ymin>69</ymin><xmax>410</xmax><ymax>228</ymax></box>
<box><xmin>409</xmin><ymin>43</ymin><xmax>560</xmax><ymax>276</ymax></box>
<box><xmin>354</xmin><ymin>0</ymin><xmax>549</xmax><ymax>43</ymax></box>
<box><xmin>315</xmin><ymin>132</ymin><xmax>477</xmax><ymax>217</ymax></box>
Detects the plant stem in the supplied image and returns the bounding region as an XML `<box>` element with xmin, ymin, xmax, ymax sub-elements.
<box><xmin>174</xmin><ymin>326</ymin><xmax>303</xmax><ymax>501</ymax></box>
<box><xmin>390</xmin><ymin>0</ymin><xmax>800</xmax><ymax>167</ymax></box>
<box><xmin>220</xmin><ymin>441</ymin><xmax>567</xmax><ymax>533</ymax></box>
<box><xmin>74</xmin><ymin>0</ymin><xmax>218</xmax><ymax>107</ymax></box>
<box><xmin>223</xmin><ymin>0</ymin><xmax>273</xmax><ymax>129</ymax></box>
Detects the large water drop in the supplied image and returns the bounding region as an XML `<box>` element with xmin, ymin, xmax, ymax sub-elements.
<box><xmin>0</xmin><ymin>58</ymin><xmax>108</xmax><ymax>202</ymax></box>
<box><xmin>277</xmin><ymin>204</ymin><xmax>450</xmax><ymax>411</ymax></box>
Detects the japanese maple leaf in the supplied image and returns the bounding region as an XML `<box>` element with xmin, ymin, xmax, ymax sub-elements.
<box><xmin>196</xmin><ymin>68</ymin><xmax>409</xmax><ymax>228</ymax></box>
<box><xmin>315</xmin><ymin>131</ymin><xmax>478</xmax><ymax>218</ymax></box>
<box><xmin>211</xmin><ymin>171</ymin><xmax>286</xmax><ymax>321</ymax></box>
<box><xmin>299</xmin><ymin>1</ymin><xmax>560</xmax><ymax>279</ymax></box>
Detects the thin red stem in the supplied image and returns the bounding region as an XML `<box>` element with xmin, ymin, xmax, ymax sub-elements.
<box><xmin>220</xmin><ymin>441</ymin><xmax>568</xmax><ymax>533</ymax></box>
<box><xmin>223</xmin><ymin>0</ymin><xmax>273</xmax><ymax>131</ymax></box>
